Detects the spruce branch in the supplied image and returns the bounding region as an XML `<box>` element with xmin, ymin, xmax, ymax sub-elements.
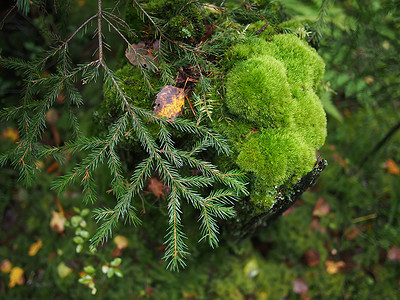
<box><xmin>2</xmin><ymin>0</ymin><xmax>250</xmax><ymax>271</ymax></box>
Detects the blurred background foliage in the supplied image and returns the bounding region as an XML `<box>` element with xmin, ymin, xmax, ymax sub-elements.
<box><xmin>1</xmin><ymin>0</ymin><xmax>400</xmax><ymax>299</ymax></box>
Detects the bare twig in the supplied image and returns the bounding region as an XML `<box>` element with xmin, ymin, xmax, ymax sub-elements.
<box><xmin>97</xmin><ymin>0</ymin><xmax>103</xmax><ymax>62</ymax></box>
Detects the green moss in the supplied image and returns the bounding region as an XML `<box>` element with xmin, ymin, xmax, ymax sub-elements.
<box><xmin>225</xmin><ymin>56</ymin><xmax>294</xmax><ymax>128</ymax></box>
<box><xmin>219</xmin><ymin>34</ymin><xmax>327</xmax><ymax>209</ymax></box>
<box><xmin>247</xmin><ymin>20</ymin><xmax>277</xmax><ymax>39</ymax></box>
<box><xmin>147</xmin><ymin>0</ymin><xmax>205</xmax><ymax>42</ymax></box>
<box><xmin>292</xmin><ymin>88</ymin><xmax>327</xmax><ymax>149</ymax></box>
<box><xmin>266</xmin><ymin>34</ymin><xmax>325</xmax><ymax>89</ymax></box>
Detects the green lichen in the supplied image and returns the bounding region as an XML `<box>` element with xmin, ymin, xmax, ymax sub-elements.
<box><xmin>220</xmin><ymin>34</ymin><xmax>327</xmax><ymax>209</ymax></box>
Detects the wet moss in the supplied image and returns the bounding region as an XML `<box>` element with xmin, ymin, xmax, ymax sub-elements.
<box><xmin>219</xmin><ymin>34</ymin><xmax>327</xmax><ymax>209</ymax></box>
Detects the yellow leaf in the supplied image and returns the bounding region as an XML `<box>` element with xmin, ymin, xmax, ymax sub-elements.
<box><xmin>28</xmin><ymin>239</ymin><xmax>43</xmax><ymax>256</ymax></box>
<box><xmin>9</xmin><ymin>267</ymin><xmax>24</xmax><ymax>288</ymax></box>
<box><xmin>1</xmin><ymin>259</ymin><xmax>12</xmax><ymax>273</ymax></box>
<box><xmin>114</xmin><ymin>235</ymin><xmax>128</xmax><ymax>250</ymax></box>
<box><xmin>325</xmin><ymin>260</ymin><xmax>345</xmax><ymax>274</ymax></box>
<box><xmin>2</xmin><ymin>127</ymin><xmax>19</xmax><ymax>142</ymax></box>
<box><xmin>154</xmin><ymin>85</ymin><xmax>185</xmax><ymax>120</ymax></box>
<box><xmin>50</xmin><ymin>210</ymin><xmax>66</xmax><ymax>233</ymax></box>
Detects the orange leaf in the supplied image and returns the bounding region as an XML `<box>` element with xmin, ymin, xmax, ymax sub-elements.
<box><xmin>2</xmin><ymin>127</ymin><xmax>19</xmax><ymax>142</ymax></box>
<box><xmin>1</xmin><ymin>259</ymin><xmax>12</xmax><ymax>273</ymax></box>
<box><xmin>50</xmin><ymin>210</ymin><xmax>67</xmax><ymax>233</ymax></box>
<box><xmin>154</xmin><ymin>85</ymin><xmax>185</xmax><ymax>120</ymax></box>
<box><xmin>325</xmin><ymin>260</ymin><xmax>345</xmax><ymax>274</ymax></box>
<box><xmin>384</xmin><ymin>158</ymin><xmax>400</xmax><ymax>175</ymax></box>
<box><xmin>9</xmin><ymin>267</ymin><xmax>24</xmax><ymax>288</ymax></box>
<box><xmin>28</xmin><ymin>239</ymin><xmax>43</xmax><ymax>256</ymax></box>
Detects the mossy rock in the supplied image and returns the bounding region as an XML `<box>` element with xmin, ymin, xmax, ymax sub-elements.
<box><xmin>219</xmin><ymin>34</ymin><xmax>327</xmax><ymax>209</ymax></box>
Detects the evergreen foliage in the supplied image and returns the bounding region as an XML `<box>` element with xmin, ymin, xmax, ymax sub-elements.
<box><xmin>0</xmin><ymin>0</ymin><xmax>250</xmax><ymax>271</ymax></box>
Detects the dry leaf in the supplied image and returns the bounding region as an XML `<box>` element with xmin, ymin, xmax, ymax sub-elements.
<box><xmin>2</xmin><ymin>127</ymin><xmax>19</xmax><ymax>142</ymax></box>
<box><xmin>383</xmin><ymin>158</ymin><xmax>400</xmax><ymax>175</ymax></box>
<box><xmin>364</xmin><ymin>76</ymin><xmax>374</xmax><ymax>84</ymax></box>
<box><xmin>46</xmin><ymin>108</ymin><xmax>59</xmax><ymax>124</ymax></box>
<box><xmin>147</xmin><ymin>177</ymin><xmax>166</xmax><ymax>199</ymax></box>
<box><xmin>1</xmin><ymin>259</ymin><xmax>12</xmax><ymax>273</ymax></box>
<box><xmin>310</xmin><ymin>218</ymin><xmax>327</xmax><ymax>234</ymax></box>
<box><xmin>114</xmin><ymin>235</ymin><xmax>128</xmax><ymax>249</ymax></box>
<box><xmin>112</xmin><ymin>235</ymin><xmax>129</xmax><ymax>257</ymax></box>
<box><xmin>50</xmin><ymin>210</ymin><xmax>67</xmax><ymax>233</ymax></box>
<box><xmin>312</xmin><ymin>198</ymin><xmax>330</xmax><ymax>217</ymax></box>
<box><xmin>292</xmin><ymin>277</ymin><xmax>308</xmax><ymax>294</ymax></box>
<box><xmin>325</xmin><ymin>260</ymin><xmax>345</xmax><ymax>274</ymax></box>
<box><xmin>387</xmin><ymin>247</ymin><xmax>400</xmax><ymax>262</ymax></box>
<box><xmin>145</xmin><ymin>284</ymin><xmax>155</xmax><ymax>297</ymax></box>
<box><xmin>153</xmin><ymin>85</ymin><xmax>185</xmax><ymax>120</ymax></box>
<box><xmin>303</xmin><ymin>249</ymin><xmax>320</xmax><ymax>267</ymax></box>
<box><xmin>28</xmin><ymin>239</ymin><xmax>43</xmax><ymax>256</ymax></box>
<box><xmin>125</xmin><ymin>41</ymin><xmax>155</xmax><ymax>67</ymax></box>
<box><xmin>344</xmin><ymin>226</ymin><xmax>364</xmax><ymax>240</ymax></box>
<box><xmin>9</xmin><ymin>267</ymin><xmax>24</xmax><ymax>288</ymax></box>
<box><xmin>182</xmin><ymin>291</ymin><xmax>196</xmax><ymax>300</ymax></box>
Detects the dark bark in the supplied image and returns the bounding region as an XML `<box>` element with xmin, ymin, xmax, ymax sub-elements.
<box><xmin>228</xmin><ymin>158</ymin><xmax>327</xmax><ymax>243</ymax></box>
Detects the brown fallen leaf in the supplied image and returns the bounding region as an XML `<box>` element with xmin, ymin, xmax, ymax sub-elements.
<box><xmin>125</xmin><ymin>41</ymin><xmax>156</xmax><ymax>67</ymax></box>
<box><xmin>303</xmin><ymin>249</ymin><xmax>320</xmax><ymax>267</ymax></box>
<box><xmin>28</xmin><ymin>239</ymin><xmax>43</xmax><ymax>256</ymax></box>
<box><xmin>383</xmin><ymin>158</ymin><xmax>400</xmax><ymax>175</ymax></box>
<box><xmin>344</xmin><ymin>226</ymin><xmax>365</xmax><ymax>240</ymax></box>
<box><xmin>293</xmin><ymin>277</ymin><xmax>308</xmax><ymax>294</ymax></box>
<box><xmin>387</xmin><ymin>247</ymin><xmax>400</xmax><ymax>262</ymax></box>
<box><xmin>147</xmin><ymin>177</ymin><xmax>166</xmax><ymax>199</ymax></box>
<box><xmin>325</xmin><ymin>260</ymin><xmax>346</xmax><ymax>274</ymax></box>
<box><xmin>310</xmin><ymin>218</ymin><xmax>327</xmax><ymax>234</ymax></box>
<box><xmin>153</xmin><ymin>85</ymin><xmax>185</xmax><ymax>120</ymax></box>
<box><xmin>312</xmin><ymin>198</ymin><xmax>330</xmax><ymax>217</ymax></box>
<box><xmin>9</xmin><ymin>267</ymin><xmax>24</xmax><ymax>288</ymax></box>
<box><xmin>1</xmin><ymin>259</ymin><xmax>12</xmax><ymax>273</ymax></box>
<box><xmin>50</xmin><ymin>210</ymin><xmax>67</xmax><ymax>233</ymax></box>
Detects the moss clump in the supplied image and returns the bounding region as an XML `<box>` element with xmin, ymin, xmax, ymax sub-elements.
<box><xmin>221</xmin><ymin>34</ymin><xmax>327</xmax><ymax>209</ymax></box>
<box><xmin>225</xmin><ymin>56</ymin><xmax>294</xmax><ymax>128</ymax></box>
<box><xmin>142</xmin><ymin>0</ymin><xmax>205</xmax><ymax>42</ymax></box>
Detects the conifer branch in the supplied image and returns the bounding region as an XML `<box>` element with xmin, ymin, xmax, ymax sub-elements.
<box><xmin>2</xmin><ymin>0</ymin><xmax>250</xmax><ymax>271</ymax></box>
